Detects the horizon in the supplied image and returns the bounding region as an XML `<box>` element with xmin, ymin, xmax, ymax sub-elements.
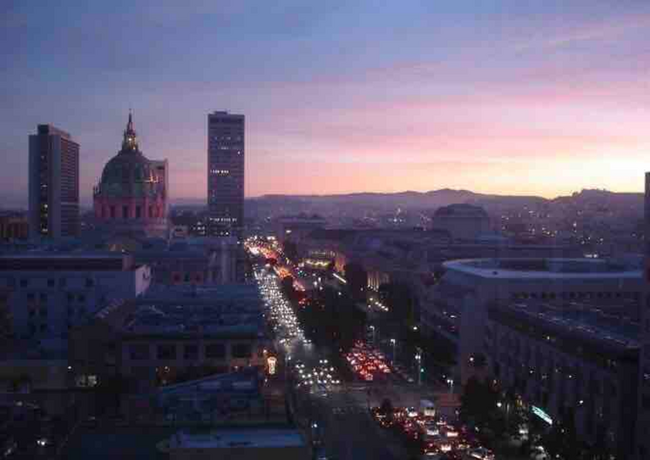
<box><xmin>2</xmin><ymin>1</ymin><xmax>650</xmax><ymax>206</ymax></box>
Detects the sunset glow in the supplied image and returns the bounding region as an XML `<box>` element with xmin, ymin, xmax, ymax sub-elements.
<box><xmin>1</xmin><ymin>1</ymin><xmax>649</xmax><ymax>205</ymax></box>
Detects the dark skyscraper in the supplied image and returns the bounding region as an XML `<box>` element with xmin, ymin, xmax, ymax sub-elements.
<box><xmin>28</xmin><ymin>124</ymin><xmax>80</xmax><ymax>239</ymax></box>
<box><xmin>207</xmin><ymin>111</ymin><xmax>245</xmax><ymax>237</ymax></box>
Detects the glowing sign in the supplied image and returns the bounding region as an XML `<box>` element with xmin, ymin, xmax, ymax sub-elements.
<box><xmin>532</xmin><ymin>405</ymin><xmax>553</xmax><ymax>425</ymax></box>
<box><xmin>267</xmin><ymin>356</ymin><xmax>277</xmax><ymax>375</ymax></box>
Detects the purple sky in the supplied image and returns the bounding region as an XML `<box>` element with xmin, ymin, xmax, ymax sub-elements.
<box><xmin>1</xmin><ymin>0</ymin><xmax>649</xmax><ymax>207</ymax></box>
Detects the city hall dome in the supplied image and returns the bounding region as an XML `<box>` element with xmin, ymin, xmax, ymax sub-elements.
<box><xmin>93</xmin><ymin>112</ymin><xmax>169</xmax><ymax>238</ymax></box>
<box><xmin>97</xmin><ymin>112</ymin><xmax>161</xmax><ymax>198</ymax></box>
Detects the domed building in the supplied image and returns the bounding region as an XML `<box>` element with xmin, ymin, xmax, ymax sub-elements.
<box><xmin>93</xmin><ymin>113</ymin><xmax>169</xmax><ymax>238</ymax></box>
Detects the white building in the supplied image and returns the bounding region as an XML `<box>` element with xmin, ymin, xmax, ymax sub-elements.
<box><xmin>423</xmin><ymin>258</ymin><xmax>642</xmax><ymax>384</ymax></box>
<box><xmin>0</xmin><ymin>254</ymin><xmax>151</xmax><ymax>349</ymax></box>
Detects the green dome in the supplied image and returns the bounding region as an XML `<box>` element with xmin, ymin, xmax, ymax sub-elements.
<box><xmin>96</xmin><ymin>112</ymin><xmax>163</xmax><ymax>199</ymax></box>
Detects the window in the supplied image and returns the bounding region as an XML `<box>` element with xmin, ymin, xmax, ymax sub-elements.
<box><xmin>205</xmin><ymin>343</ymin><xmax>226</xmax><ymax>359</ymax></box>
<box><xmin>67</xmin><ymin>293</ymin><xmax>74</xmax><ymax>302</ymax></box>
<box><xmin>231</xmin><ymin>343</ymin><xmax>252</xmax><ymax>359</ymax></box>
<box><xmin>157</xmin><ymin>344</ymin><xmax>176</xmax><ymax>360</ymax></box>
<box><xmin>149</xmin><ymin>206</ymin><xmax>153</xmax><ymax>218</ymax></box>
<box><xmin>129</xmin><ymin>344</ymin><xmax>149</xmax><ymax>360</ymax></box>
<box><xmin>47</xmin><ymin>279</ymin><xmax>55</xmax><ymax>287</ymax></box>
<box><xmin>39</xmin><ymin>293</ymin><xmax>47</xmax><ymax>302</ymax></box>
<box><xmin>184</xmin><ymin>344</ymin><xmax>198</xmax><ymax>360</ymax></box>
<box><xmin>85</xmin><ymin>278</ymin><xmax>94</xmax><ymax>288</ymax></box>
<box><xmin>59</xmin><ymin>278</ymin><xmax>67</xmax><ymax>288</ymax></box>
<box><xmin>78</xmin><ymin>294</ymin><xmax>85</xmax><ymax>302</ymax></box>
<box><xmin>122</xmin><ymin>206</ymin><xmax>129</xmax><ymax>219</ymax></box>
<box><xmin>135</xmin><ymin>206</ymin><xmax>141</xmax><ymax>219</ymax></box>
<box><xmin>20</xmin><ymin>279</ymin><xmax>28</xmax><ymax>288</ymax></box>
<box><xmin>27</xmin><ymin>293</ymin><xmax>34</xmax><ymax>301</ymax></box>
<box><xmin>110</xmin><ymin>206</ymin><xmax>116</xmax><ymax>219</ymax></box>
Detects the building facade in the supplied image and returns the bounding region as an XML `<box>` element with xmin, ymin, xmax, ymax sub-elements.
<box><xmin>487</xmin><ymin>301</ymin><xmax>639</xmax><ymax>459</ymax></box>
<box><xmin>207</xmin><ymin>111</ymin><xmax>245</xmax><ymax>237</ymax></box>
<box><xmin>423</xmin><ymin>258</ymin><xmax>643</xmax><ymax>384</ymax></box>
<box><xmin>28</xmin><ymin>124</ymin><xmax>80</xmax><ymax>239</ymax></box>
<box><xmin>430</xmin><ymin>204</ymin><xmax>491</xmax><ymax>241</ymax></box>
<box><xmin>637</xmin><ymin>172</ymin><xmax>650</xmax><ymax>459</ymax></box>
<box><xmin>0</xmin><ymin>254</ymin><xmax>151</xmax><ymax>349</ymax></box>
<box><xmin>0</xmin><ymin>213</ymin><xmax>29</xmax><ymax>241</ymax></box>
<box><xmin>93</xmin><ymin>113</ymin><xmax>169</xmax><ymax>238</ymax></box>
<box><xmin>70</xmin><ymin>285</ymin><xmax>268</xmax><ymax>392</ymax></box>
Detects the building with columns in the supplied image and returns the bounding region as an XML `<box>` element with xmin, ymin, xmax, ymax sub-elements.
<box><xmin>93</xmin><ymin>112</ymin><xmax>169</xmax><ymax>238</ymax></box>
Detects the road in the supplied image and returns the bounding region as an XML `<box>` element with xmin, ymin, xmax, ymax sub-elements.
<box><xmin>307</xmin><ymin>385</ymin><xmax>407</xmax><ymax>460</ymax></box>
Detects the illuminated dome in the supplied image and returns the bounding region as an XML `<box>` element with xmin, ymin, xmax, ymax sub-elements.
<box><xmin>93</xmin><ymin>112</ymin><xmax>169</xmax><ymax>238</ymax></box>
<box><xmin>97</xmin><ymin>113</ymin><xmax>161</xmax><ymax>198</ymax></box>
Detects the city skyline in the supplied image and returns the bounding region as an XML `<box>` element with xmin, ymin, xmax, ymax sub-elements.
<box><xmin>2</xmin><ymin>1</ymin><xmax>650</xmax><ymax>207</ymax></box>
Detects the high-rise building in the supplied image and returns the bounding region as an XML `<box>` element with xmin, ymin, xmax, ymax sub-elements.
<box><xmin>28</xmin><ymin>124</ymin><xmax>80</xmax><ymax>239</ymax></box>
<box><xmin>207</xmin><ymin>111</ymin><xmax>245</xmax><ymax>237</ymax></box>
<box><xmin>637</xmin><ymin>173</ymin><xmax>650</xmax><ymax>459</ymax></box>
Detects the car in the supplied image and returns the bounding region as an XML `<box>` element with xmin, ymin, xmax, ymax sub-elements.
<box><xmin>82</xmin><ymin>416</ymin><xmax>99</xmax><ymax>428</ymax></box>
<box><xmin>529</xmin><ymin>446</ymin><xmax>549</xmax><ymax>460</ymax></box>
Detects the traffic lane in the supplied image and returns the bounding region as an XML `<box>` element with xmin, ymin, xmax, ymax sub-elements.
<box><xmin>315</xmin><ymin>393</ymin><xmax>404</xmax><ymax>460</ymax></box>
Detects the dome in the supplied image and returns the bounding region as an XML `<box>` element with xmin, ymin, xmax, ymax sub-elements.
<box><xmin>96</xmin><ymin>113</ymin><xmax>163</xmax><ymax>199</ymax></box>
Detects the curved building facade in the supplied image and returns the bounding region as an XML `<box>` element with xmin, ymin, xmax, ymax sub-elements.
<box><xmin>93</xmin><ymin>113</ymin><xmax>169</xmax><ymax>238</ymax></box>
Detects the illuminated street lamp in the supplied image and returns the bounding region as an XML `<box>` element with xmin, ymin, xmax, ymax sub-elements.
<box><xmin>446</xmin><ymin>378</ymin><xmax>454</xmax><ymax>394</ymax></box>
<box><xmin>390</xmin><ymin>338</ymin><xmax>396</xmax><ymax>363</ymax></box>
<box><xmin>415</xmin><ymin>348</ymin><xmax>423</xmax><ymax>386</ymax></box>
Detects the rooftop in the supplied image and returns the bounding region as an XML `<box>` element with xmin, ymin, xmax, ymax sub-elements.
<box><xmin>0</xmin><ymin>253</ymin><xmax>135</xmax><ymax>271</ymax></box>
<box><xmin>127</xmin><ymin>285</ymin><xmax>264</xmax><ymax>337</ymax></box>
<box><xmin>444</xmin><ymin>258</ymin><xmax>641</xmax><ymax>279</ymax></box>
<box><xmin>490</xmin><ymin>300</ymin><xmax>640</xmax><ymax>355</ymax></box>
<box><xmin>171</xmin><ymin>428</ymin><xmax>305</xmax><ymax>449</ymax></box>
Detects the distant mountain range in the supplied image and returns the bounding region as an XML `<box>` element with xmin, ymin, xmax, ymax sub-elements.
<box><xmin>1</xmin><ymin>189</ymin><xmax>643</xmax><ymax>212</ymax></box>
<box><xmin>250</xmin><ymin>188</ymin><xmax>643</xmax><ymax>210</ymax></box>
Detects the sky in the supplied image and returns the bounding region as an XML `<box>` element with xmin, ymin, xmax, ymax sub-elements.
<box><xmin>1</xmin><ymin>0</ymin><xmax>650</xmax><ymax>207</ymax></box>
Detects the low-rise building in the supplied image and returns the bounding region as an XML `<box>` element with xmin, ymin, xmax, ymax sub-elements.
<box><xmin>0</xmin><ymin>253</ymin><xmax>151</xmax><ymax>350</ymax></box>
<box><xmin>169</xmin><ymin>428</ymin><xmax>309</xmax><ymax>460</ymax></box>
<box><xmin>70</xmin><ymin>284</ymin><xmax>269</xmax><ymax>392</ymax></box>
<box><xmin>423</xmin><ymin>258</ymin><xmax>642</xmax><ymax>383</ymax></box>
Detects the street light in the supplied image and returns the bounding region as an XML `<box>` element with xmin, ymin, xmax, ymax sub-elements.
<box><xmin>415</xmin><ymin>348</ymin><xmax>423</xmax><ymax>386</ymax></box>
<box><xmin>390</xmin><ymin>339</ymin><xmax>396</xmax><ymax>363</ymax></box>
<box><xmin>446</xmin><ymin>378</ymin><xmax>454</xmax><ymax>394</ymax></box>
<box><xmin>369</xmin><ymin>325</ymin><xmax>376</xmax><ymax>345</ymax></box>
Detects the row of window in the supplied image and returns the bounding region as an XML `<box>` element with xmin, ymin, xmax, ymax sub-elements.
<box><xmin>511</xmin><ymin>291</ymin><xmax>640</xmax><ymax>301</ymax></box>
<box><xmin>128</xmin><ymin>343</ymin><xmax>253</xmax><ymax>361</ymax></box>
<box><xmin>19</xmin><ymin>278</ymin><xmax>94</xmax><ymax>289</ymax></box>
<box><xmin>101</xmin><ymin>205</ymin><xmax>164</xmax><ymax>220</ymax></box>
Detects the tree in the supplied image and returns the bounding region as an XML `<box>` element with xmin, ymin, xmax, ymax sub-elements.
<box><xmin>540</xmin><ymin>408</ymin><xmax>581</xmax><ymax>460</ymax></box>
<box><xmin>378</xmin><ymin>282</ymin><xmax>416</xmax><ymax>324</ymax></box>
<box><xmin>379</xmin><ymin>398</ymin><xmax>394</xmax><ymax>416</ymax></box>
<box><xmin>283</xmin><ymin>241</ymin><xmax>299</xmax><ymax>262</ymax></box>
<box><xmin>344</xmin><ymin>263</ymin><xmax>367</xmax><ymax>301</ymax></box>
<box><xmin>459</xmin><ymin>377</ymin><xmax>499</xmax><ymax>429</ymax></box>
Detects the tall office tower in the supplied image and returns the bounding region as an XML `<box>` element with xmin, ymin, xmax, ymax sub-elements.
<box><xmin>28</xmin><ymin>125</ymin><xmax>80</xmax><ymax>239</ymax></box>
<box><xmin>639</xmin><ymin>173</ymin><xmax>650</xmax><ymax>459</ymax></box>
<box><xmin>207</xmin><ymin>111</ymin><xmax>245</xmax><ymax>237</ymax></box>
